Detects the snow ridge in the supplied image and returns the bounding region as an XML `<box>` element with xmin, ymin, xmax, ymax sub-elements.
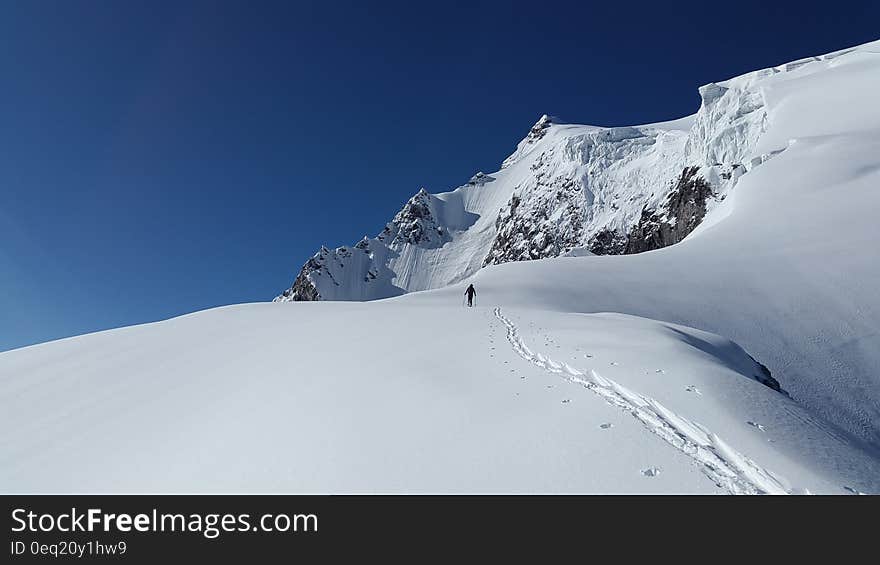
<box><xmin>493</xmin><ymin>307</ymin><xmax>793</xmax><ymax>495</ymax></box>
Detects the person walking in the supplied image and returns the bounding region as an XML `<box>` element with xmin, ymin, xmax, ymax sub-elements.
<box><xmin>464</xmin><ymin>284</ymin><xmax>476</xmax><ymax>307</ymax></box>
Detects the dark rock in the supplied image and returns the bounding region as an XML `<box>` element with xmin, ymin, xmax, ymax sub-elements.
<box><xmin>624</xmin><ymin>166</ymin><xmax>713</xmax><ymax>254</ymax></box>
<box><xmin>482</xmin><ymin>193</ymin><xmax>581</xmax><ymax>266</ymax></box>
<box><xmin>588</xmin><ymin>228</ymin><xmax>628</xmax><ymax>255</ymax></box>
<box><xmin>527</xmin><ymin>115</ymin><xmax>552</xmax><ymax>142</ymax></box>
<box><xmin>751</xmin><ymin>357</ymin><xmax>786</xmax><ymax>395</ymax></box>
<box><xmin>281</xmin><ymin>258</ymin><xmax>322</xmax><ymax>301</ymax></box>
<box><xmin>468</xmin><ymin>172</ymin><xmax>496</xmax><ymax>185</ymax></box>
<box><xmin>382</xmin><ymin>188</ymin><xmax>449</xmax><ymax>248</ymax></box>
<box><xmin>483</xmin><ymin>171</ymin><xmax>585</xmax><ymax>266</ymax></box>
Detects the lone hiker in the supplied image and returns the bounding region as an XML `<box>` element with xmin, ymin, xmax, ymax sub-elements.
<box><xmin>465</xmin><ymin>284</ymin><xmax>476</xmax><ymax>307</ymax></box>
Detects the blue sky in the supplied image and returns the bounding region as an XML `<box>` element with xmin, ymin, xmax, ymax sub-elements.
<box><xmin>2</xmin><ymin>0</ymin><xmax>878</xmax><ymax>351</ymax></box>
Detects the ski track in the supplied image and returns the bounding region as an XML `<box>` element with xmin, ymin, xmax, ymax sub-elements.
<box><xmin>493</xmin><ymin>307</ymin><xmax>794</xmax><ymax>495</ymax></box>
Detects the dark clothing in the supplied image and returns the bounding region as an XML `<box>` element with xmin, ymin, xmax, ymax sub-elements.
<box><xmin>465</xmin><ymin>284</ymin><xmax>476</xmax><ymax>307</ymax></box>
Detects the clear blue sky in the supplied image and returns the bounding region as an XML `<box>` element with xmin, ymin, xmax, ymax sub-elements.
<box><xmin>2</xmin><ymin>0</ymin><xmax>878</xmax><ymax>352</ymax></box>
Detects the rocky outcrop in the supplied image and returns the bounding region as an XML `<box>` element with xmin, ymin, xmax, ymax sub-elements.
<box><xmin>487</xmin><ymin>164</ymin><xmax>716</xmax><ymax>262</ymax></box>
<box><xmin>486</xmin><ymin>163</ymin><xmax>716</xmax><ymax>261</ymax></box>
<box><xmin>274</xmin><ymin>256</ymin><xmax>323</xmax><ymax>302</ymax></box>
<box><xmin>587</xmin><ymin>228</ymin><xmax>628</xmax><ymax>255</ymax></box>
<box><xmin>624</xmin><ymin>167</ymin><xmax>713</xmax><ymax>254</ymax></box>
<box><xmin>467</xmin><ymin>171</ymin><xmax>495</xmax><ymax>185</ymax></box>
<box><xmin>752</xmin><ymin>357</ymin><xmax>785</xmax><ymax>395</ymax></box>
<box><xmin>527</xmin><ymin>114</ymin><xmax>552</xmax><ymax>142</ymax></box>
<box><xmin>378</xmin><ymin>188</ymin><xmax>449</xmax><ymax>248</ymax></box>
<box><xmin>483</xmin><ymin>186</ymin><xmax>584</xmax><ymax>266</ymax></box>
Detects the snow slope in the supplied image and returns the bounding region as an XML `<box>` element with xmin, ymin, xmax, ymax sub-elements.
<box><xmin>2</xmin><ymin>302</ymin><xmax>877</xmax><ymax>494</ymax></box>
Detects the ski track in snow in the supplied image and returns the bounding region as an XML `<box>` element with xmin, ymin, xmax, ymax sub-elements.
<box><xmin>493</xmin><ymin>307</ymin><xmax>794</xmax><ymax>495</ymax></box>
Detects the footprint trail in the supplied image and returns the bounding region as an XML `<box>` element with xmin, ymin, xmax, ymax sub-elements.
<box><xmin>493</xmin><ymin>307</ymin><xmax>793</xmax><ymax>495</ymax></box>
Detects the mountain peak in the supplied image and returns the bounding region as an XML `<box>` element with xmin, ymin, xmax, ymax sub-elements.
<box><xmin>527</xmin><ymin>114</ymin><xmax>553</xmax><ymax>142</ymax></box>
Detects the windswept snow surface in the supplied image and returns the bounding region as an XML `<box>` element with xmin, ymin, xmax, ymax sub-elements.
<box><xmin>2</xmin><ymin>302</ymin><xmax>878</xmax><ymax>494</ymax></box>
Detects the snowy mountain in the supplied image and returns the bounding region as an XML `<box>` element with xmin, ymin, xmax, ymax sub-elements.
<box><xmin>275</xmin><ymin>38</ymin><xmax>793</xmax><ymax>301</ymax></box>
<box><xmin>2</xmin><ymin>39</ymin><xmax>880</xmax><ymax>494</ymax></box>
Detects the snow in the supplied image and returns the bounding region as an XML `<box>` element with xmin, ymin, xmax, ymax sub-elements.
<box><xmin>3</xmin><ymin>302</ymin><xmax>877</xmax><ymax>494</ymax></box>
<box><xmin>3</xmin><ymin>39</ymin><xmax>880</xmax><ymax>494</ymax></box>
